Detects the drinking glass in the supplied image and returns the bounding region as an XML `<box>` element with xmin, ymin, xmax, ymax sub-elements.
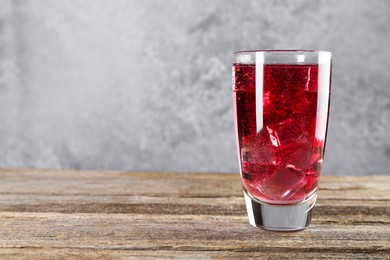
<box><xmin>232</xmin><ymin>50</ymin><xmax>332</xmax><ymax>231</ymax></box>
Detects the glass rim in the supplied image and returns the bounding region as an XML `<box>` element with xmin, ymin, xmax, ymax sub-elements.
<box><xmin>233</xmin><ymin>50</ymin><xmax>331</xmax><ymax>55</ymax></box>
<box><xmin>233</xmin><ymin>50</ymin><xmax>331</xmax><ymax>65</ymax></box>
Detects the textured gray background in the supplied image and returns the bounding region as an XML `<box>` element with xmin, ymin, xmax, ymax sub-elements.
<box><xmin>0</xmin><ymin>0</ymin><xmax>389</xmax><ymax>175</ymax></box>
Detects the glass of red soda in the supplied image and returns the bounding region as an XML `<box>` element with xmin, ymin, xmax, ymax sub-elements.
<box><xmin>232</xmin><ymin>50</ymin><xmax>332</xmax><ymax>231</ymax></box>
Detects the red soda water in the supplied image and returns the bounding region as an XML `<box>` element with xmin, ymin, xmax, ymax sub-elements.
<box><xmin>233</xmin><ymin>64</ymin><xmax>330</xmax><ymax>205</ymax></box>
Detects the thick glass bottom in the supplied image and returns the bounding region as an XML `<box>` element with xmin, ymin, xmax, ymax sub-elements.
<box><xmin>243</xmin><ymin>189</ymin><xmax>317</xmax><ymax>231</ymax></box>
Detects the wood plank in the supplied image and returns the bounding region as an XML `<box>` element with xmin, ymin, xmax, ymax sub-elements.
<box><xmin>0</xmin><ymin>169</ymin><xmax>242</xmax><ymax>197</ymax></box>
<box><xmin>0</xmin><ymin>194</ymin><xmax>388</xmax><ymax>224</ymax></box>
<box><xmin>0</xmin><ymin>248</ymin><xmax>388</xmax><ymax>260</ymax></box>
<box><xmin>0</xmin><ymin>212</ymin><xmax>389</xmax><ymax>251</ymax></box>
<box><xmin>0</xmin><ymin>169</ymin><xmax>389</xmax><ymax>200</ymax></box>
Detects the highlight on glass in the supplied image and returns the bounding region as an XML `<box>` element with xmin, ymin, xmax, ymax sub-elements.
<box><xmin>232</xmin><ymin>50</ymin><xmax>332</xmax><ymax>231</ymax></box>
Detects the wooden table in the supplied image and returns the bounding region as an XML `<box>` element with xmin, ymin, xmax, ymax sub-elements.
<box><xmin>0</xmin><ymin>169</ymin><xmax>389</xmax><ymax>259</ymax></box>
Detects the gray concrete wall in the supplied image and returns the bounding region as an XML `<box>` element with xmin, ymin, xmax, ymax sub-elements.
<box><xmin>0</xmin><ymin>0</ymin><xmax>389</xmax><ymax>175</ymax></box>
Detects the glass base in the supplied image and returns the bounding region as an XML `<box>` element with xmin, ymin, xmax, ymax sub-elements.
<box><xmin>243</xmin><ymin>190</ymin><xmax>317</xmax><ymax>231</ymax></box>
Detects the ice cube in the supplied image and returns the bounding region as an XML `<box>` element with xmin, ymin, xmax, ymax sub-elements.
<box><xmin>266</xmin><ymin>119</ymin><xmax>309</xmax><ymax>148</ymax></box>
<box><xmin>307</xmin><ymin>158</ymin><xmax>323</xmax><ymax>176</ymax></box>
<box><xmin>310</xmin><ymin>152</ymin><xmax>322</xmax><ymax>165</ymax></box>
<box><xmin>241</xmin><ymin>164</ymin><xmax>277</xmax><ymax>199</ymax></box>
<box><xmin>242</xmin><ymin>163</ymin><xmax>274</xmax><ymax>175</ymax></box>
<box><xmin>304</xmin><ymin>158</ymin><xmax>322</xmax><ymax>194</ymax></box>
<box><xmin>240</xmin><ymin>129</ymin><xmax>276</xmax><ymax>165</ymax></box>
<box><xmin>243</xmin><ymin>165</ymin><xmax>275</xmax><ymax>193</ymax></box>
<box><xmin>283</xmin><ymin>146</ymin><xmax>313</xmax><ymax>171</ymax></box>
<box><xmin>241</xmin><ymin>164</ymin><xmax>276</xmax><ymax>182</ymax></box>
<box><xmin>241</xmin><ymin>145</ymin><xmax>275</xmax><ymax>166</ymax></box>
<box><xmin>278</xmin><ymin>142</ymin><xmax>322</xmax><ymax>171</ymax></box>
<box><xmin>262</xmin><ymin>88</ymin><xmax>291</xmax><ymax>124</ymax></box>
<box><xmin>258</xmin><ymin>167</ymin><xmax>307</xmax><ymax>203</ymax></box>
<box><xmin>292</xmin><ymin>93</ymin><xmax>310</xmax><ymax>114</ymax></box>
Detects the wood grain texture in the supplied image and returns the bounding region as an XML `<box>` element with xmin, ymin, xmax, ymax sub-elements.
<box><xmin>0</xmin><ymin>169</ymin><xmax>389</xmax><ymax>259</ymax></box>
